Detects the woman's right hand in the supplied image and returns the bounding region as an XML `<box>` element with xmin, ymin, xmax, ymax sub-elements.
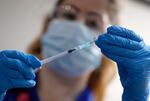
<box><xmin>0</xmin><ymin>50</ymin><xmax>41</xmax><ymax>100</ymax></box>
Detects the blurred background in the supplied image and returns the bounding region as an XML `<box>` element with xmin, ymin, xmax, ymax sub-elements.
<box><xmin>0</xmin><ymin>0</ymin><xmax>150</xmax><ymax>101</ymax></box>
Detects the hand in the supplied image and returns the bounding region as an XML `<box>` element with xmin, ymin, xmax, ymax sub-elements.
<box><xmin>0</xmin><ymin>50</ymin><xmax>41</xmax><ymax>100</ymax></box>
<box><xmin>96</xmin><ymin>26</ymin><xmax>150</xmax><ymax>101</ymax></box>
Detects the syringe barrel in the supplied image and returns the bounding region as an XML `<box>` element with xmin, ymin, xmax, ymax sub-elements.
<box><xmin>40</xmin><ymin>51</ymin><xmax>68</xmax><ymax>65</ymax></box>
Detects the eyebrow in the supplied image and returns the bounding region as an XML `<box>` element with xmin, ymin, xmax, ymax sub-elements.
<box><xmin>61</xmin><ymin>3</ymin><xmax>103</xmax><ymax>19</ymax></box>
<box><xmin>70</xmin><ymin>4</ymin><xmax>103</xmax><ymax>19</ymax></box>
<box><xmin>87</xmin><ymin>12</ymin><xmax>103</xmax><ymax>19</ymax></box>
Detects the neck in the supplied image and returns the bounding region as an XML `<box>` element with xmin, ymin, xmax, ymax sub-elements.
<box><xmin>37</xmin><ymin>65</ymin><xmax>90</xmax><ymax>101</ymax></box>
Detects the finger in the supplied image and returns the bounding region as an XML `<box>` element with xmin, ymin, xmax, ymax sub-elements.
<box><xmin>16</xmin><ymin>60</ymin><xmax>35</xmax><ymax>80</ymax></box>
<box><xmin>1</xmin><ymin>50</ymin><xmax>41</xmax><ymax>69</ymax></box>
<box><xmin>0</xmin><ymin>51</ymin><xmax>20</xmax><ymax>68</ymax></box>
<box><xmin>100</xmin><ymin>43</ymin><xmax>139</xmax><ymax>58</ymax></box>
<box><xmin>11</xmin><ymin>79</ymin><xmax>36</xmax><ymax>88</ymax></box>
<box><xmin>1</xmin><ymin>68</ymin><xmax>24</xmax><ymax>79</ymax></box>
<box><xmin>0</xmin><ymin>52</ymin><xmax>36</xmax><ymax>80</ymax></box>
<box><xmin>96</xmin><ymin>34</ymin><xmax>143</xmax><ymax>50</ymax></box>
<box><xmin>107</xmin><ymin>26</ymin><xmax>143</xmax><ymax>42</ymax></box>
<box><xmin>101</xmin><ymin>50</ymin><xmax>127</xmax><ymax>64</ymax></box>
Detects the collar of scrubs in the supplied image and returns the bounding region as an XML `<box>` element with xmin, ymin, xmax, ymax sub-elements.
<box><xmin>3</xmin><ymin>75</ymin><xmax>94</xmax><ymax>101</ymax></box>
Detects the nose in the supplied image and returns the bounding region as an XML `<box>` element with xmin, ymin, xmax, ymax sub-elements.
<box><xmin>76</xmin><ymin>13</ymin><xmax>86</xmax><ymax>24</ymax></box>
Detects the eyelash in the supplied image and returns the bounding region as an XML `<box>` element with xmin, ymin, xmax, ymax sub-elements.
<box><xmin>54</xmin><ymin>5</ymin><xmax>102</xmax><ymax>31</ymax></box>
<box><xmin>61</xmin><ymin>12</ymin><xmax>100</xmax><ymax>29</ymax></box>
<box><xmin>62</xmin><ymin>12</ymin><xmax>77</xmax><ymax>20</ymax></box>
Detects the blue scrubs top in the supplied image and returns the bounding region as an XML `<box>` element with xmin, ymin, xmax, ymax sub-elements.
<box><xmin>3</xmin><ymin>86</ymin><xmax>93</xmax><ymax>101</ymax></box>
<box><xmin>3</xmin><ymin>76</ymin><xmax>94</xmax><ymax>101</ymax></box>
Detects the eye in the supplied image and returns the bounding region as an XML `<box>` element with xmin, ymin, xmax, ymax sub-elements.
<box><xmin>54</xmin><ymin>5</ymin><xmax>78</xmax><ymax>21</ymax></box>
<box><xmin>62</xmin><ymin>12</ymin><xmax>77</xmax><ymax>21</ymax></box>
<box><xmin>86</xmin><ymin>20</ymin><xmax>100</xmax><ymax>30</ymax></box>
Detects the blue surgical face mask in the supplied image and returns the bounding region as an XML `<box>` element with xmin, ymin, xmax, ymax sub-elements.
<box><xmin>41</xmin><ymin>19</ymin><xmax>102</xmax><ymax>77</ymax></box>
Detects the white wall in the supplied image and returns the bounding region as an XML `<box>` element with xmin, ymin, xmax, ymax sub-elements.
<box><xmin>121</xmin><ymin>0</ymin><xmax>150</xmax><ymax>45</ymax></box>
<box><xmin>0</xmin><ymin>0</ymin><xmax>57</xmax><ymax>51</ymax></box>
<box><xmin>0</xmin><ymin>0</ymin><xmax>150</xmax><ymax>101</ymax></box>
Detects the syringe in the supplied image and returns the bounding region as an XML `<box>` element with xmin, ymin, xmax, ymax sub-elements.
<box><xmin>40</xmin><ymin>40</ymin><xmax>96</xmax><ymax>66</ymax></box>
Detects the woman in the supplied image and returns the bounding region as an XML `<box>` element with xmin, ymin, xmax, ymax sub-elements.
<box><xmin>3</xmin><ymin>0</ymin><xmax>119</xmax><ymax>101</ymax></box>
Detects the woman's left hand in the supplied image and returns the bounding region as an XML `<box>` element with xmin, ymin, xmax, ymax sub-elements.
<box><xmin>96</xmin><ymin>26</ymin><xmax>150</xmax><ymax>101</ymax></box>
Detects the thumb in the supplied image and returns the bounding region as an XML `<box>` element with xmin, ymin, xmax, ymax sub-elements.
<box><xmin>26</xmin><ymin>54</ymin><xmax>41</xmax><ymax>69</ymax></box>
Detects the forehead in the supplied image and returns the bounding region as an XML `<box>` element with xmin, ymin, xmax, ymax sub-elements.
<box><xmin>61</xmin><ymin>0</ymin><xmax>108</xmax><ymax>14</ymax></box>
